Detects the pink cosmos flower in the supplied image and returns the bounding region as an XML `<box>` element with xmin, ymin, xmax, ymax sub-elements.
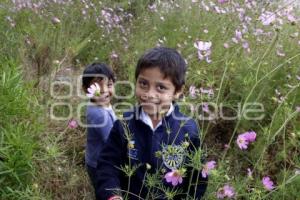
<box><xmin>287</xmin><ymin>14</ymin><xmax>296</xmax><ymax>23</ymax></box>
<box><xmin>189</xmin><ymin>85</ymin><xmax>198</xmax><ymax>99</ymax></box>
<box><xmin>200</xmin><ymin>87</ymin><xmax>214</xmax><ymax>96</ymax></box>
<box><xmin>242</xmin><ymin>41</ymin><xmax>249</xmax><ymax>49</ymax></box>
<box><xmin>164</xmin><ymin>170</ymin><xmax>184</xmax><ymax>186</ymax></box>
<box><xmin>253</xmin><ymin>28</ymin><xmax>264</xmax><ymax>36</ymax></box>
<box><xmin>223</xmin><ymin>43</ymin><xmax>229</xmax><ymax>48</ymax></box>
<box><xmin>202</xmin><ymin>103</ymin><xmax>210</xmax><ymax>113</ymax></box>
<box><xmin>243</xmin><ymin>131</ymin><xmax>256</xmax><ymax>142</ymax></box>
<box><xmin>148</xmin><ymin>4</ymin><xmax>157</xmax><ymax>12</ymax></box>
<box><xmin>242</xmin><ymin>41</ymin><xmax>250</xmax><ymax>53</ymax></box>
<box><xmin>87</xmin><ymin>83</ymin><xmax>101</xmax><ymax>98</ymax></box>
<box><xmin>259</xmin><ymin>11</ymin><xmax>276</xmax><ymax>26</ymax></box>
<box><xmin>235</xmin><ymin>30</ymin><xmax>243</xmax><ymax>41</ymax></box>
<box><xmin>237</xmin><ymin>134</ymin><xmax>249</xmax><ymax>149</ymax></box>
<box><xmin>217</xmin><ymin>184</ymin><xmax>235</xmax><ymax>199</ymax></box>
<box><xmin>245</xmin><ymin>16</ymin><xmax>252</xmax><ymax>23</ymax></box>
<box><xmin>237</xmin><ymin>8</ymin><xmax>246</xmax><ymax>21</ymax></box>
<box><xmin>237</xmin><ymin>131</ymin><xmax>256</xmax><ymax>149</ymax></box>
<box><xmin>262</xmin><ymin>176</ymin><xmax>275</xmax><ymax>191</ymax></box>
<box><xmin>194</xmin><ymin>41</ymin><xmax>212</xmax><ymax>63</ymax></box>
<box><xmin>223</xmin><ymin>185</ymin><xmax>235</xmax><ymax>198</ymax></box>
<box><xmin>68</xmin><ymin>119</ymin><xmax>78</xmax><ymax>129</ymax></box>
<box><xmin>201</xmin><ymin>160</ymin><xmax>216</xmax><ymax>178</ymax></box>
<box><xmin>232</xmin><ymin>29</ymin><xmax>248</xmax><ymax>49</ymax></box>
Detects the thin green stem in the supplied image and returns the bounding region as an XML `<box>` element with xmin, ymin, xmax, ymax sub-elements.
<box><xmin>185</xmin><ymin>168</ymin><xmax>195</xmax><ymax>199</ymax></box>
<box><xmin>255</xmin><ymin>32</ymin><xmax>278</xmax><ymax>82</ymax></box>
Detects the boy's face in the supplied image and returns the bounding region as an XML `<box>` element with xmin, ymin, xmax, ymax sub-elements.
<box><xmin>135</xmin><ymin>67</ymin><xmax>182</xmax><ymax>119</ymax></box>
<box><xmin>90</xmin><ymin>77</ymin><xmax>114</xmax><ymax>107</ymax></box>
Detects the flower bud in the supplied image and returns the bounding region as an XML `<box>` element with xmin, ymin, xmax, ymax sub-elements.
<box><xmin>51</xmin><ymin>17</ymin><xmax>61</xmax><ymax>25</ymax></box>
<box><xmin>146</xmin><ymin>163</ymin><xmax>151</xmax><ymax>170</ymax></box>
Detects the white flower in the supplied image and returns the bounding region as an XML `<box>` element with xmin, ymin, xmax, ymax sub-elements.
<box><xmin>51</xmin><ymin>17</ymin><xmax>61</xmax><ymax>24</ymax></box>
<box><xmin>87</xmin><ymin>83</ymin><xmax>101</xmax><ymax>98</ymax></box>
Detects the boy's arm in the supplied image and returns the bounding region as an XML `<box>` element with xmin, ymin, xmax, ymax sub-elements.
<box><xmin>184</xmin><ymin>119</ymin><xmax>208</xmax><ymax>199</ymax></box>
<box><xmin>95</xmin><ymin>120</ymin><xmax>126</xmax><ymax>200</ymax></box>
<box><xmin>87</xmin><ymin>109</ymin><xmax>112</xmax><ymax>142</ymax></box>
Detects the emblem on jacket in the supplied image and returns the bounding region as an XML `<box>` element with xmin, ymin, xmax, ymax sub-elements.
<box><xmin>128</xmin><ymin>140</ymin><xmax>138</xmax><ymax>160</ymax></box>
<box><xmin>162</xmin><ymin>145</ymin><xmax>185</xmax><ymax>170</ymax></box>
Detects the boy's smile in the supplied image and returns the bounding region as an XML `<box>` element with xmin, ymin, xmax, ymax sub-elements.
<box><xmin>135</xmin><ymin>67</ymin><xmax>182</xmax><ymax>120</ymax></box>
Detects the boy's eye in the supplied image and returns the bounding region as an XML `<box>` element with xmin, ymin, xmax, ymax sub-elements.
<box><xmin>157</xmin><ymin>84</ymin><xmax>167</xmax><ymax>91</ymax></box>
<box><xmin>107</xmin><ymin>79</ymin><xmax>114</xmax><ymax>87</ymax></box>
<box><xmin>138</xmin><ymin>80</ymin><xmax>148</xmax><ymax>88</ymax></box>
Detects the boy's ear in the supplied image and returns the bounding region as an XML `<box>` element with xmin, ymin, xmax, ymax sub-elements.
<box><xmin>174</xmin><ymin>86</ymin><xmax>184</xmax><ymax>99</ymax></box>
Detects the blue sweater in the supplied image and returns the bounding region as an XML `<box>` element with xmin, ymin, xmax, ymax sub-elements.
<box><xmin>96</xmin><ymin>105</ymin><xmax>207</xmax><ymax>200</ymax></box>
<box><xmin>85</xmin><ymin>105</ymin><xmax>116</xmax><ymax>168</ymax></box>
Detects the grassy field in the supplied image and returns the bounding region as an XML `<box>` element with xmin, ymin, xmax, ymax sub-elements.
<box><xmin>0</xmin><ymin>0</ymin><xmax>299</xmax><ymax>199</ymax></box>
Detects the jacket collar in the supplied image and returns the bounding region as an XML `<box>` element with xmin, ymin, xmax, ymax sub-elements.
<box><xmin>123</xmin><ymin>103</ymin><xmax>180</xmax><ymax>130</ymax></box>
<box><xmin>139</xmin><ymin>104</ymin><xmax>174</xmax><ymax>131</ymax></box>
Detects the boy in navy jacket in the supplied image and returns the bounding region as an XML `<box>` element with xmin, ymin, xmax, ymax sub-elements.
<box><xmin>96</xmin><ymin>47</ymin><xmax>208</xmax><ymax>200</ymax></box>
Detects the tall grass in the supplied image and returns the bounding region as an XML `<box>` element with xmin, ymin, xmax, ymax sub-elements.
<box><xmin>0</xmin><ymin>58</ymin><xmax>46</xmax><ymax>199</ymax></box>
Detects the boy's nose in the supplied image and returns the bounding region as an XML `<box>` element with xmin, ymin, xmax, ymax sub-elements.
<box><xmin>100</xmin><ymin>84</ymin><xmax>108</xmax><ymax>93</ymax></box>
<box><xmin>146</xmin><ymin>88</ymin><xmax>159</xmax><ymax>99</ymax></box>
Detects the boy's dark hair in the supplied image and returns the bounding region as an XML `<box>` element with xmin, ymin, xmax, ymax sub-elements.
<box><xmin>82</xmin><ymin>62</ymin><xmax>116</xmax><ymax>90</ymax></box>
<box><xmin>135</xmin><ymin>47</ymin><xmax>187</xmax><ymax>92</ymax></box>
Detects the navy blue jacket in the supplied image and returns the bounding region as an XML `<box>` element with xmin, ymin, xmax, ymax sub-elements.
<box><xmin>96</xmin><ymin>105</ymin><xmax>207</xmax><ymax>200</ymax></box>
